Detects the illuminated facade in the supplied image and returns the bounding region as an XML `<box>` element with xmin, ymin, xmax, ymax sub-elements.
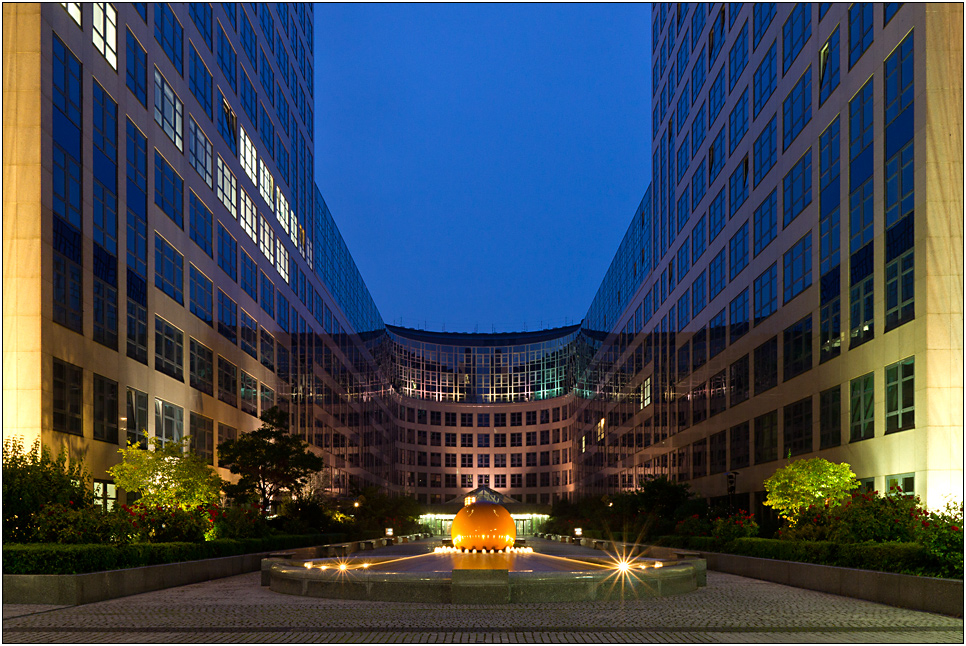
<box><xmin>3</xmin><ymin>3</ymin><xmax>962</xmax><ymax>516</ymax></box>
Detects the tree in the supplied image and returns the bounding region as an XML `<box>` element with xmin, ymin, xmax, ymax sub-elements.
<box><xmin>217</xmin><ymin>407</ymin><xmax>325</xmax><ymax>513</ymax></box>
<box><xmin>108</xmin><ymin>438</ymin><xmax>223</xmax><ymax>510</ymax></box>
<box><xmin>763</xmin><ymin>458</ymin><xmax>860</xmax><ymax>524</ymax></box>
<box><xmin>3</xmin><ymin>437</ymin><xmax>94</xmax><ymax>542</ymax></box>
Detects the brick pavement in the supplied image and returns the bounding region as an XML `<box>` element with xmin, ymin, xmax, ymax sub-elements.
<box><xmin>3</xmin><ymin>539</ymin><xmax>963</xmax><ymax>643</ymax></box>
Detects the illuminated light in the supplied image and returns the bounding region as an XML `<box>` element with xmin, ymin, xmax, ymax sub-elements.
<box><xmin>362</xmin><ymin>563</ymin><xmax>370</xmax><ymax>569</ymax></box>
<box><xmin>339</xmin><ymin>563</ymin><xmax>348</xmax><ymax>571</ymax></box>
<box><xmin>320</xmin><ymin>565</ymin><xmax>328</xmax><ymax>570</ymax></box>
<box><xmin>653</xmin><ymin>562</ymin><xmax>663</xmax><ymax>568</ymax></box>
<box><xmin>616</xmin><ymin>561</ymin><xmax>631</xmax><ymax>573</ymax></box>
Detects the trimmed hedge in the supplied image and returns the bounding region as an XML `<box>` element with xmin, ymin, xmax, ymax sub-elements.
<box><xmin>647</xmin><ymin>535</ymin><xmax>955</xmax><ymax>578</ymax></box>
<box><xmin>3</xmin><ymin>533</ymin><xmax>346</xmax><ymax>575</ymax></box>
<box><xmin>724</xmin><ymin>538</ymin><xmax>942</xmax><ymax>577</ymax></box>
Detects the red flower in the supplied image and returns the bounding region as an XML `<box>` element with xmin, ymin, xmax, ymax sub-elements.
<box><xmin>953</xmin><ymin>526</ymin><xmax>960</xmax><ymax>532</ymax></box>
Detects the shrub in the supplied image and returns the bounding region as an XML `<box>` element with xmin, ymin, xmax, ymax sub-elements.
<box><xmin>918</xmin><ymin>501</ymin><xmax>965</xmax><ymax>579</ymax></box>
<box><xmin>674</xmin><ymin>514</ymin><xmax>711</xmax><ymax>537</ymax></box>
<box><xmin>206</xmin><ymin>504</ymin><xmax>272</xmax><ymax>540</ymax></box>
<box><xmin>763</xmin><ymin>458</ymin><xmax>859</xmax><ymax>523</ymax></box>
<box><xmin>711</xmin><ymin>509</ymin><xmax>758</xmax><ymax>546</ymax></box>
<box><xmin>29</xmin><ymin>504</ymin><xmax>133</xmax><ymax>545</ymax></box>
<box><xmin>3</xmin><ymin>438</ymin><xmax>94</xmax><ymax>543</ymax></box>
<box><xmin>826</xmin><ymin>490</ymin><xmax>922</xmax><ymax>544</ymax></box>
<box><xmin>3</xmin><ymin>534</ymin><xmax>348</xmax><ymax>575</ymax></box>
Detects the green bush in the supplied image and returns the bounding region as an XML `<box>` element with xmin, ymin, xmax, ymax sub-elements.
<box><xmin>674</xmin><ymin>514</ymin><xmax>711</xmax><ymax>537</ymax></box>
<box><xmin>3</xmin><ymin>438</ymin><xmax>94</xmax><ymax>543</ymax></box>
<box><xmin>206</xmin><ymin>504</ymin><xmax>272</xmax><ymax>540</ymax></box>
<box><xmin>3</xmin><ymin>533</ymin><xmax>348</xmax><ymax>575</ymax></box>
<box><xmin>711</xmin><ymin>509</ymin><xmax>759</xmax><ymax>545</ymax></box>
<box><xmin>726</xmin><ymin>537</ymin><xmax>945</xmax><ymax>576</ymax></box>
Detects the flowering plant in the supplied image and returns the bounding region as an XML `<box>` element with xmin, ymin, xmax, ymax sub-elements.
<box><xmin>674</xmin><ymin>514</ymin><xmax>711</xmax><ymax>537</ymax></box>
<box><xmin>711</xmin><ymin>509</ymin><xmax>759</xmax><ymax>545</ymax></box>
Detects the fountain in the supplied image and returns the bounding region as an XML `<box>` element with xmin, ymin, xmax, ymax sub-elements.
<box><xmin>265</xmin><ymin>503</ymin><xmax>705</xmax><ymax>603</ymax></box>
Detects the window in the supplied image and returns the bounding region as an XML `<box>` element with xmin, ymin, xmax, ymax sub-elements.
<box><xmin>260</xmin><ymin>329</ymin><xmax>274</xmax><ymax>372</ymax></box>
<box><xmin>53</xmin><ymin>359</ymin><xmax>83</xmax><ymax>436</ymax></box>
<box><xmin>185</xmin><ymin>193</ymin><xmax>213</xmax><ymax>259</ymax></box>
<box><xmin>218</xmin><ymin>290</ymin><xmax>237</xmax><ymax>344</ymax></box>
<box><xmin>126</xmin><ymin>120</ymin><xmax>148</xmax><ymax>275</ymax></box>
<box><xmin>691</xmin><ymin>214</ymin><xmax>707</xmax><ymax>262</ymax></box>
<box><xmin>783</xmin><ymin>397</ymin><xmax>813</xmax><ymax>457</ymax></box>
<box><xmin>885</xmin><ymin>357</ymin><xmax>914</xmax><ymax>433</ymax></box>
<box><xmin>782</xmin><ymin>3</ymin><xmax>811</xmax><ymax>74</ymax></box>
<box><xmin>240</xmin><ymin>69</ymin><xmax>257</xmax><ymax>125</ymax></box>
<box><xmin>850</xmin><ymin>272</ymin><xmax>874</xmax><ymax>347</ymax></box>
<box><xmin>188</xmin><ymin>45</ymin><xmax>212</xmax><ymax>119</ymax></box>
<box><xmin>154</xmin><ymin>152</ymin><xmax>184</xmax><ymax>227</ymax></box>
<box><xmin>155</xmin><ymin>316</ymin><xmax>184</xmax><ymax>381</ymax></box>
<box><xmin>848</xmin><ymin>3</ymin><xmax>874</xmax><ymax>69</ymax></box>
<box><xmin>730</xmin><ymin>354</ymin><xmax>750</xmax><ymax>406</ymax></box>
<box><xmin>239</xmin><ymin>127</ymin><xmax>258</xmax><ymax>185</ymax></box>
<box><xmin>753</xmin><ymin>189</ymin><xmax>778</xmax><ymax>257</ymax></box>
<box><xmin>709</xmin><ymin>248</ymin><xmax>727</xmax><ymax>301</ymax></box>
<box><xmin>260</xmin><ymin>384</ymin><xmax>275</xmax><ymax>411</ymax></box>
<box><xmin>710</xmin><ymin>369</ymin><xmax>727</xmax><ymax>417</ymax></box>
<box><xmin>730</xmin><ymin>288</ymin><xmax>749</xmax><ymax>342</ymax></box>
<box><xmin>819</xmin><ymin>26</ymin><xmax>841</xmax><ymax>105</ymax></box>
<box><xmin>189</xmin><ymin>338</ymin><xmax>213</xmax><ymax>395</ymax></box>
<box><xmin>820</xmin><ymin>293</ymin><xmax>842</xmax><ymax>363</ymax></box>
<box><xmin>691</xmin><ymin>103</ymin><xmax>706</xmax><ymax>153</ymax></box>
<box><xmin>692</xmin><ymin>159</ymin><xmax>707</xmax><ymax>208</ymax></box>
<box><xmin>708</xmin><ymin>129</ymin><xmax>728</xmax><ymax>190</ymax></box>
<box><xmin>240</xmin><ymin>309</ymin><xmax>257</xmax><ymax>358</ymax></box>
<box><xmin>886</xmin><ymin>473</ymin><xmax>915</xmax><ymax>497</ymax></box>
<box><xmin>819</xmin><ymin>118</ymin><xmax>841</xmax><ymax>274</ymax></box>
<box><xmin>154</xmin><ymin>68</ymin><xmax>183</xmax><ymax>150</ymax></box>
<box><xmin>783</xmin><ymin>232</ymin><xmax>813</xmax><ymax>303</ymax></box>
<box><xmin>783</xmin><ymin>149</ymin><xmax>813</xmax><ymax>226</ymax></box>
<box><xmin>709</xmin><ymin>67</ymin><xmax>726</xmax><ymax>126</ymax></box>
<box><xmin>216</xmin><ymin>156</ymin><xmax>237</xmax><ymax>217</ymax></box>
<box><xmin>691</xmin><ymin>270</ymin><xmax>707</xmax><ymax>316</ymax></box>
<box><xmin>155</xmin><ymin>398</ymin><xmax>184</xmax><ymax>448</ymax></box>
<box><xmin>126</xmin><ymin>387</ymin><xmax>148</xmax><ymax>449</ymax></box>
<box><xmin>729</xmin><ymin>220</ymin><xmax>749</xmax><ymax>279</ymax></box>
<box><xmin>259</xmin><ymin>271</ymin><xmax>276</xmax><ymax>319</ymax></box>
<box><xmin>259</xmin><ymin>160</ymin><xmax>275</xmax><ymax>210</ymax></box>
<box><xmin>126</xmin><ymin>30</ymin><xmax>147</xmax><ymax>106</ymax></box>
<box><xmin>819</xmin><ymin>386</ymin><xmax>841</xmax><ymax>449</ymax></box>
<box><xmin>730</xmin><ymin>422</ymin><xmax>750</xmax><ymax>469</ymax></box>
<box><xmin>259</xmin><ymin>214</ymin><xmax>274</xmax><ymax>263</ymax></box>
<box><xmin>219</xmin><ymin>94</ymin><xmax>238</xmax><ymax>155</ymax></box>
<box><xmin>190</xmin><ymin>3</ymin><xmax>212</xmax><ymax>50</ymax></box>
<box><xmin>782</xmin><ymin>67</ymin><xmax>812</xmax><ymax>150</ymax></box>
<box><xmin>885</xmin><ymin>249</ymin><xmax>914</xmax><ymax>330</ymax></box>
<box><xmin>92</xmin><ymin>277</ymin><xmax>118</xmax><ymax>349</ymax></box>
<box><xmin>885</xmin><ymin>140</ymin><xmax>915</xmax><ymax>230</ymax></box>
<box><xmin>189</xmin><ymin>265</ymin><xmax>213</xmax><ymax>326</ymax></box>
<box><xmin>753</xmin><ymin>336</ymin><xmax>778</xmax><ymax>394</ymax></box>
<box><xmin>241</xmin><ymin>252</ymin><xmax>257</xmax><ymax>300</ymax></box>
<box><xmin>753</xmin><ymin>263</ymin><xmax>778</xmax><ymax>324</ymax></box>
<box><xmin>783</xmin><ymin>315</ymin><xmax>813</xmax><ymax>380</ymax></box>
<box><xmin>753</xmin><ymin>3</ymin><xmax>776</xmax><ymax>50</ymax></box>
<box><xmin>154</xmin><ymin>235</ymin><xmax>183</xmax><ymax>304</ymax></box>
<box><xmin>850</xmin><ymin>372</ymin><xmax>874</xmax><ymax>441</ymax></box>
<box><xmin>126</xmin><ymin>296</ymin><xmax>148</xmax><ymax>364</ymax></box>
<box><xmin>217</xmin><ymin>222</ymin><xmax>237</xmax><ymax>281</ymax></box>
<box><xmin>190</xmin><ymin>413</ymin><xmax>214</xmax><ymax>465</ymax></box>
<box><xmin>154</xmin><ymin>4</ymin><xmax>184</xmax><ymax>75</ymax></box>
<box><xmin>92</xmin><ymin>3</ymin><xmax>118</xmax><ymax>69</ymax></box>
<box><xmin>729</xmin><ymin>89</ymin><xmax>749</xmax><ymax>155</ymax></box>
<box><xmin>62</xmin><ymin>2</ymin><xmax>82</xmax><ymax>26</ymax></box>
<box><xmin>753</xmin><ymin>115</ymin><xmax>777</xmax><ymax>187</ymax></box>
<box><xmin>218</xmin><ymin>356</ymin><xmax>237</xmax><ymax>406</ymax></box>
<box><xmin>709</xmin><ymin>309</ymin><xmax>726</xmax><ymax>358</ymax></box>
<box><xmin>708</xmin><ymin>8</ymin><xmax>726</xmax><ymax>65</ymax></box>
<box><xmin>729</xmin><ymin>155</ymin><xmax>749</xmax><ymax>216</ymax></box>
<box><xmin>187</xmin><ymin>118</ymin><xmax>213</xmax><ymax>187</ymax></box>
<box><xmin>753</xmin><ymin>410</ymin><xmax>778</xmax><ymax>464</ymax></box>
<box><xmin>729</xmin><ymin>22</ymin><xmax>748</xmax><ymax>91</ymax></box>
<box><xmin>216</xmin><ymin>25</ymin><xmax>237</xmax><ymax>91</ymax></box>
<box><xmin>884</xmin><ymin>3</ymin><xmax>902</xmax><ymax>25</ymax></box>
<box><xmin>753</xmin><ymin>40</ymin><xmax>777</xmax><ymax>118</ymax></box>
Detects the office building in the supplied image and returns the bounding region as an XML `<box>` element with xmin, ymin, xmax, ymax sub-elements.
<box><xmin>3</xmin><ymin>3</ymin><xmax>962</xmax><ymax>517</ymax></box>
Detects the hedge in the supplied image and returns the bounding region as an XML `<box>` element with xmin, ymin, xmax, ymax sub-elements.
<box><xmin>3</xmin><ymin>533</ymin><xmax>346</xmax><ymax>575</ymax></box>
<box><xmin>721</xmin><ymin>538</ymin><xmax>942</xmax><ymax>577</ymax></box>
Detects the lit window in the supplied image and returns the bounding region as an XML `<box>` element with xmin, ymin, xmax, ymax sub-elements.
<box><xmin>216</xmin><ymin>156</ymin><xmax>237</xmax><ymax>217</ymax></box>
<box><xmin>239</xmin><ymin>127</ymin><xmax>258</xmax><ymax>185</ymax></box>
<box><xmin>275</xmin><ymin>238</ymin><xmax>289</xmax><ymax>282</ymax></box>
<box><xmin>62</xmin><ymin>2</ymin><xmax>82</xmax><ymax>25</ymax></box>
<box><xmin>153</xmin><ymin>68</ymin><xmax>183</xmax><ymax>151</ymax></box>
<box><xmin>92</xmin><ymin>3</ymin><xmax>118</xmax><ymax>69</ymax></box>
<box><xmin>239</xmin><ymin>189</ymin><xmax>258</xmax><ymax>243</ymax></box>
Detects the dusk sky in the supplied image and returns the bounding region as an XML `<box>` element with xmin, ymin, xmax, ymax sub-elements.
<box><xmin>315</xmin><ymin>4</ymin><xmax>652</xmax><ymax>333</ymax></box>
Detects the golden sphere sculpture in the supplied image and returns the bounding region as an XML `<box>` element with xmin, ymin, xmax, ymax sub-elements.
<box><xmin>451</xmin><ymin>502</ymin><xmax>516</xmax><ymax>551</ymax></box>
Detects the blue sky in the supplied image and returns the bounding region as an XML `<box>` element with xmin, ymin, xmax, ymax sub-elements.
<box><xmin>315</xmin><ymin>4</ymin><xmax>651</xmax><ymax>332</ymax></box>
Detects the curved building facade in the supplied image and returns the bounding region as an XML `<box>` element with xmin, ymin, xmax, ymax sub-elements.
<box><xmin>3</xmin><ymin>3</ymin><xmax>962</xmax><ymax>519</ymax></box>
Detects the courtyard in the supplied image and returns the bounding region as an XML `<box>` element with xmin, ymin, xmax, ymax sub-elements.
<box><xmin>3</xmin><ymin>539</ymin><xmax>962</xmax><ymax>644</ymax></box>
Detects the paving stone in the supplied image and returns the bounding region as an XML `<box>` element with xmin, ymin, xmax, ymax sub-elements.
<box><xmin>3</xmin><ymin>539</ymin><xmax>962</xmax><ymax>643</ymax></box>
